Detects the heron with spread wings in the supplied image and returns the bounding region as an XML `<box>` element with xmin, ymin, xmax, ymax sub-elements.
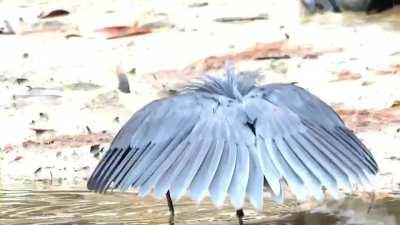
<box><xmin>87</xmin><ymin>65</ymin><xmax>378</xmax><ymax>224</ymax></box>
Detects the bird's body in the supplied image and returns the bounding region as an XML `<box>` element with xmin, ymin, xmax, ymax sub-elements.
<box><xmin>87</xmin><ymin>66</ymin><xmax>378</xmax><ymax>221</ymax></box>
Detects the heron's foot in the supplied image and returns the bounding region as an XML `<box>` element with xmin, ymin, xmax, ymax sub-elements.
<box><xmin>169</xmin><ymin>213</ymin><xmax>175</xmax><ymax>225</ymax></box>
<box><xmin>236</xmin><ymin>209</ymin><xmax>244</xmax><ymax>225</ymax></box>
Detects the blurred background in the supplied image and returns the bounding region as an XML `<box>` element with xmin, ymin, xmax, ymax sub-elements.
<box><xmin>1</xmin><ymin>0</ymin><xmax>400</xmax><ymax>224</ymax></box>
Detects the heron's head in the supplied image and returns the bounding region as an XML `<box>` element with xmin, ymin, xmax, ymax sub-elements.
<box><xmin>184</xmin><ymin>64</ymin><xmax>258</xmax><ymax>100</ymax></box>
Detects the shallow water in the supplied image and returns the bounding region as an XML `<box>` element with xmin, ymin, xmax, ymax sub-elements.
<box><xmin>1</xmin><ymin>185</ymin><xmax>400</xmax><ymax>225</ymax></box>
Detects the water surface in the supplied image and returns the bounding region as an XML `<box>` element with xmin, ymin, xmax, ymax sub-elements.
<box><xmin>1</xmin><ymin>185</ymin><xmax>399</xmax><ymax>225</ymax></box>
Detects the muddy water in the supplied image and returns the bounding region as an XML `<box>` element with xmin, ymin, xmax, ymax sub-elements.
<box><xmin>1</xmin><ymin>184</ymin><xmax>399</xmax><ymax>225</ymax></box>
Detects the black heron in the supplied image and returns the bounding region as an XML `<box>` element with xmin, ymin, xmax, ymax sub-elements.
<box><xmin>87</xmin><ymin>65</ymin><xmax>378</xmax><ymax>224</ymax></box>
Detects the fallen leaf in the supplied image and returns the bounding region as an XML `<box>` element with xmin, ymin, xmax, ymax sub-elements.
<box><xmin>214</xmin><ymin>14</ymin><xmax>269</xmax><ymax>23</ymax></box>
<box><xmin>95</xmin><ymin>23</ymin><xmax>151</xmax><ymax>39</ymax></box>
<box><xmin>361</xmin><ymin>81</ymin><xmax>374</xmax><ymax>86</ymax></box>
<box><xmin>23</xmin><ymin>140</ymin><xmax>41</xmax><ymax>148</ymax></box>
<box><xmin>188</xmin><ymin>2</ymin><xmax>209</xmax><ymax>8</ymax></box>
<box><xmin>15</xmin><ymin>78</ymin><xmax>29</xmax><ymax>85</ymax></box>
<box><xmin>30</xmin><ymin>128</ymin><xmax>55</xmax><ymax>135</ymax></box>
<box><xmin>368</xmin><ymin>64</ymin><xmax>400</xmax><ymax>76</ymax></box>
<box><xmin>374</xmin><ymin>69</ymin><xmax>397</xmax><ymax>76</ymax></box>
<box><xmin>330</xmin><ymin>70</ymin><xmax>361</xmax><ymax>82</ymax></box>
<box><xmin>65</xmin><ymin>33</ymin><xmax>82</xmax><ymax>39</ymax></box>
<box><xmin>256</xmin><ymin>55</ymin><xmax>291</xmax><ymax>60</ymax></box>
<box><xmin>12</xmin><ymin>156</ymin><xmax>23</xmax><ymax>162</ymax></box>
<box><xmin>38</xmin><ymin>9</ymin><xmax>70</xmax><ymax>19</ymax></box>
<box><xmin>64</xmin><ymin>82</ymin><xmax>101</xmax><ymax>91</ymax></box>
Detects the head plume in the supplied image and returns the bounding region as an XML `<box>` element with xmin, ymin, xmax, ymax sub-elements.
<box><xmin>183</xmin><ymin>63</ymin><xmax>258</xmax><ymax>100</ymax></box>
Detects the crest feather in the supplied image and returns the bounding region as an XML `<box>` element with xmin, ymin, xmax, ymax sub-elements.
<box><xmin>183</xmin><ymin>64</ymin><xmax>258</xmax><ymax>99</ymax></box>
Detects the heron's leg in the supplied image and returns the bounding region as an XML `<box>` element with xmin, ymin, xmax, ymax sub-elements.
<box><xmin>166</xmin><ymin>191</ymin><xmax>174</xmax><ymax>215</ymax></box>
<box><xmin>236</xmin><ymin>209</ymin><xmax>244</xmax><ymax>225</ymax></box>
<box><xmin>166</xmin><ymin>191</ymin><xmax>175</xmax><ymax>225</ymax></box>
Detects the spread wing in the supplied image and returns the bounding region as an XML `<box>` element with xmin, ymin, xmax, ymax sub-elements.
<box><xmin>245</xmin><ymin>83</ymin><xmax>378</xmax><ymax>202</ymax></box>
<box><xmin>87</xmin><ymin>80</ymin><xmax>378</xmax><ymax>210</ymax></box>
<box><xmin>87</xmin><ymin>92</ymin><xmax>260</xmax><ymax>209</ymax></box>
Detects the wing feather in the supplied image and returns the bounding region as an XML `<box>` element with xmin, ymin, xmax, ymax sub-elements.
<box><xmin>169</xmin><ymin>121</ymin><xmax>215</xmax><ymax>200</ymax></box>
<box><xmin>268</xmin><ymin>137</ymin><xmax>308</xmax><ymax>201</ymax></box>
<box><xmin>189</xmin><ymin>121</ymin><xmax>225</xmax><ymax>202</ymax></box>
<box><xmin>297</xmin><ymin>132</ymin><xmax>352</xmax><ymax>191</ymax></box>
<box><xmin>109</xmin><ymin>147</ymin><xmax>141</xmax><ymax>190</ymax></box>
<box><xmin>333</xmin><ymin>127</ymin><xmax>377</xmax><ymax>173</ymax></box>
<box><xmin>246</xmin><ymin>148</ymin><xmax>264</xmax><ymax>210</ymax></box>
<box><xmin>153</xmin><ymin>140</ymin><xmax>191</xmax><ymax>198</ymax></box>
<box><xmin>228</xmin><ymin>143</ymin><xmax>250</xmax><ymax>209</ymax></box>
<box><xmin>337</xmin><ymin>127</ymin><xmax>378</xmax><ymax>170</ymax></box>
<box><xmin>136</xmin><ymin>119</ymin><xmax>197</xmax><ymax>196</ymax></box>
<box><xmin>286</xmin><ymin>135</ymin><xmax>339</xmax><ymax>196</ymax></box>
<box><xmin>209</xmin><ymin>121</ymin><xmax>237</xmax><ymax>207</ymax></box>
<box><xmin>258</xmin><ymin>137</ymin><xmax>282</xmax><ymax>198</ymax></box>
<box><xmin>307</xmin><ymin>124</ymin><xmax>371</xmax><ymax>187</ymax></box>
<box><xmin>278</xmin><ymin>137</ymin><xmax>324</xmax><ymax>200</ymax></box>
<box><xmin>97</xmin><ymin>147</ymin><xmax>134</xmax><ymax>192</ymax></box>
<box><xmin>87</xmin><ymin>147</ymin><xmax>117</xmax><ymax>189</ymax></box>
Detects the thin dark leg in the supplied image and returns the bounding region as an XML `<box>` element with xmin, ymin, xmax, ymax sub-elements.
<box><xmin>166</xmin><ymin>191</ymin><xmax>175</xmax><ymax>225</ymax></box>
<box><xmin>166</xmin><ymin>191</ymin><xmax>174</xmax><ymax>215</ymax></box>
<box><xmin>236</xmin><ymin>209</ymin><xmax>244</xmax><ymax>225</ymax></box>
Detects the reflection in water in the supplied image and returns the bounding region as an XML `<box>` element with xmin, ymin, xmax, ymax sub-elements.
<box><xmin>0</xmin><ymin>188</ymin><xmax>399</xmax><ymax>225</ymax></box>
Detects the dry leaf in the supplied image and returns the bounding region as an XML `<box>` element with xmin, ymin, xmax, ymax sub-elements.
<box><xmin>95</xmin><ymin>23</ymin><xmax>151</xmax><ymax>39</ymax></box>
<box><xmin>23</xmin><ymin>140</ymin><xmax>41</xmax><ymax>148</ymax></box>
<box><xmin>214</xmin><ymin>14</ymin><xmax>268</xmax><ymax>23</ymax></box>
<box><xmin>30</xmin><ymin>128</ymin><xmax>55</xmax><ymax>135</ymax></box>
<box><xmin>330</xmin><ymin>70</ymin><xmax>361</xmax><ymax>82</ymax></box>
<box><xmin>38</xmin><ymin>9</ymin><xmax>70</xmax><ymax>19</ymax></box>
<box><xmin>12</xmin><ymin>156</ymin><xmax>23</xmax><ymax>162</ymax></box>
